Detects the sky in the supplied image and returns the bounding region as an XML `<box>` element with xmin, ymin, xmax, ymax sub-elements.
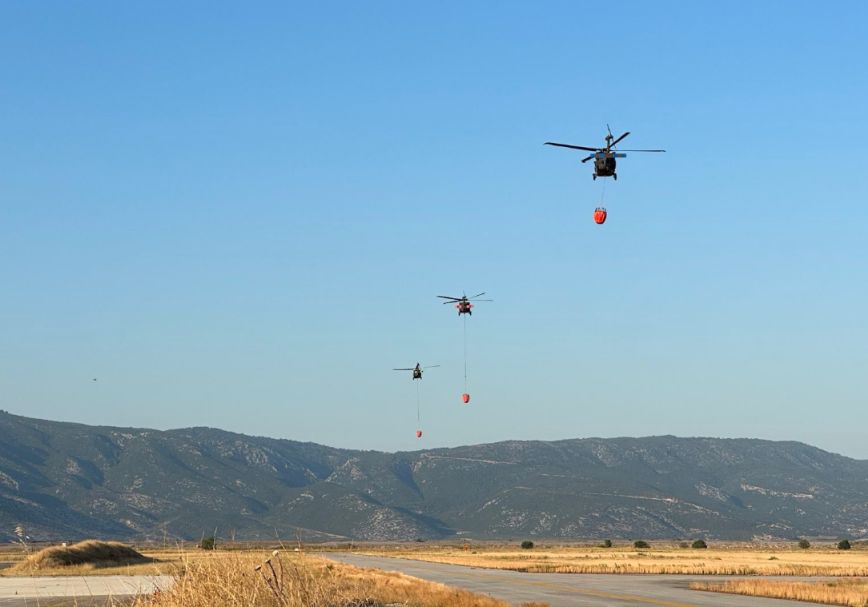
<box><xmin>2</xmin><ymin>2</ymin><xmax>867</xmax><ymax>458</ymax></box>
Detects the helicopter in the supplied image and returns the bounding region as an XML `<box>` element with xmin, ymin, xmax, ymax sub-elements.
<box><xmin>437</xmin><ymin>292</ymin><xmax>492</xmax><ymax>316</ymax></box>
<box><xmin>545</xmin><ymin>125</ymin><xmax>664</xmax><ymax>180</ymax></box>
<box><xmin>393</xmin><ymin>362</ymin><xmax>440</xmax><ymax>380</ymax></box>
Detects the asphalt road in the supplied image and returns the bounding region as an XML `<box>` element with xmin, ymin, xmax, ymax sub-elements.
<box><xmin>327</xmin><ymin>553</ymin><xmax>828</xmax><ymax>607</ymax></box>
<box><xmin>0</xmin><ymin>575</ymin><xmax>171</xmax><ymax>607</ymax></box>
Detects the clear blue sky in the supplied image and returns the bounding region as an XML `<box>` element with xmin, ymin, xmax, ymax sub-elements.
<box><xmin>2</xmin><ymin>2</ymin><xmax>867</xmax><ymax>458</ymax></box>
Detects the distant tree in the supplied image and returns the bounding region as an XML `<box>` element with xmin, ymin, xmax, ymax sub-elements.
<box><xmin>797</xmin><ymin>539</ymin><xmax>811</xmax><ymax>549</ymax></box>
<box><xmin>678</xmin><ymin>542</ymin><xmax>690</xmax><ymax>548</ymax></box>
<box><xmin>692</xmin><ymin>539</ymin><xmax>708</xmax><ymax>549</ymax></box>
<box><xmin>200</xmin><ymin>536</ymin><xmax>216</xmax><ymax>550</ymax></box>
<box><xmin>838</xmin><ymin>539</ymin><xmax>851</xmax><ymax>550</ymax></box>
<box><xmin>633</xmin><ymin>540</ymin><xmax>650</xmax><ymax>549</ymax></box>
<box><xmin>601</xmin><ymin>539</ymin><xmax>612</xmax><ymax>548</ymax></box>
<box><xmin>521</xmin><ymin>540</ymin><xmax>534</xmax><ymax>549</ymax></box>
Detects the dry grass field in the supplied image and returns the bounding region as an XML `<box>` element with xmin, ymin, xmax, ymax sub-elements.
<box><xmin>691</xmin><ymin>579</ymin><xmax>868</xmax><ymax>607</ymax></box>
<box><xmin>0</xmin><ymin>543</ymin><xmax>546</xmax><ymax>607</ymax></box>
<box><xmin>126</xmin><ymin>551</ymin><xmax>540</xmax><ymax>607</ymax></box>
<box><xmin>357</xmin><ymin>543</ymin><xmax>868</xmax><ymax>576</ymax></box>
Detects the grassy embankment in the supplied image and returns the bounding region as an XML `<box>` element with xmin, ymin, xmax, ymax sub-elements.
<box><xmin>3</xmin><ymin>540</ymin><xmax>171</xmax><ymax>576</ymax></box>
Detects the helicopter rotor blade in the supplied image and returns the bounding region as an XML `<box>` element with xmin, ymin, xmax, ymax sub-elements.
<box><xmin>393</xmin><ymin>368</ymin><xmax>414</xmax><ymax>371</ymax></box>
<box><xmin>437</xmin><ymin>296</ymin><xmax>461</xmax><ymax>302</ymax></box>
<box><xmin>581</xmin><ymin>154</ymin><xmax>594</xmax><ymax>163</ymax></box>
<box><xmin>470</xmin><ymin>292</ymin><xmax>486</xmax><ymax>298</ymax></box>
<box><xmin>609</xmin><ymin>131</ymin><xmax>630</xmax><ymax>147</ymax></box>
<box><xmin>544</xmin><ymin>142</ymin><xmax>600</xmax><ymax>152</ymax></box>
<box><xmin>471</xmin><ymin>299</ymin><xmax>493</xmax><ymax>302</ymax></box>
<box><xmin>423</xmin><ymin>365</ymin><xmax>441</xmax><ymax>369</ymax></box>
<box><xmin>616</xmin><ymin>149</ymin><xmax>666</xmax><ymax>152</ymax></box>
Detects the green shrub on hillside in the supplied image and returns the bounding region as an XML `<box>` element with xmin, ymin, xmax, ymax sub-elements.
<box><xmin>692</xmin><ymin>539</ymin><xmax>708</xmax><ymax>549</ymax></box>
<box><xmin>798</xmin><ymin>539</ymin><xmax>811</xmax><ymax>549</ymax></box>
<box><xmin>520</xmin><ymin>540</ymin><xmax>534</xmax><ymax>549</ymax></box>
<box><xmin>633</xmin><ymin>540</ymin><xmax>650</xmax><ymax>549</ymax></box>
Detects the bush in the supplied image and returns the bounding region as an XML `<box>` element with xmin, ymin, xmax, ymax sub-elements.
<box><xmin>678</xmin><ymin>542</ymin><xmax>690</xmax><ymax>548</ymax></box>
<box><xmin>838</xmin><ymin>539</ymin><xmax>851</xmax><ymax>550</ymax></box>
<box><xmin>520</xmin><ymin>540</ymin><xmax>534</xmax><ymax>549</ymax></box>
<box><xmin>633</xmin><ymin>540</ymin><xmax>650</xmax><ymax>549</ymax></box>
<box><xmin>797</xmin><ymin>539</ymin><xmax>811</xmax><ymax>549</ymax></box>
<box><xmin>601</xmin><ymin>539</ymin><xmax>612</xmax><ymax>548</ymax></box>
<box><xmin>200</xmin><ymin>536</ymin><xmax>216</xmax><ymax>550</ymax></box>
<box><xmin>692</xmin><ymin>539</ymin><xmax>708</xmax><ymax>549</ymax></box>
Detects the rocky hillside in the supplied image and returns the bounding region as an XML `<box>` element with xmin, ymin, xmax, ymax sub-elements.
<box><xmin>1</xmin><ymin>411</ymin><xmax>866</xmax><ymax>542</ymax></box>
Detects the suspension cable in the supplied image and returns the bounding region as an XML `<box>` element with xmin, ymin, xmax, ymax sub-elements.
<box><xmin>463</xmin><ymin>314</ymin><xmax>468</xmax><ymax>392</ymax></box>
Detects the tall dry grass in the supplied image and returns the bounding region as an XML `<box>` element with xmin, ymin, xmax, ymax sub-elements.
<box><xmin>360</xmin><ymin>546</ymin><xmax>868</xmax><ymax>576</ymax></box>
<box><xmin>691</xmin><ymin>579</ymin><xmax>868</xmax><ymax>607</ymax></box>
<box><xmin>131</xmin><ymin>551</ymin><xmax>540</xmax><ymax>607</ymax></box>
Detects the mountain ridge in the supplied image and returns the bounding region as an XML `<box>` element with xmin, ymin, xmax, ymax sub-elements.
<box><xmin>1</xmin><ymin>411</ymin><xmax>866</xmax><ymax>542</ymax></box>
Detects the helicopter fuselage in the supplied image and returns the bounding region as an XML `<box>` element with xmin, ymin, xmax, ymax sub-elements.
<box><xmin>412</xmin><ymin>369</ymin><xmax>422</xmax><ymax>379</ymax></box>
<box><xmin>593</xmin><ymin>154</ymin><xmax>617</xmax><ymax>178</ymax></box>
<box><xmin>456</xmin><ymin>302</ymin><xmax>473</xmax><ymax>315</ymax></box>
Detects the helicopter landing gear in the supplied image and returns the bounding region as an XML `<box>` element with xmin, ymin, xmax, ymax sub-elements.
<box><xmin>613</xmin><ymin>173</ymin><xmax>617</xmax><ymax>180</ymax></box>
<box><xmin>592</xmin><ymin>174</ymin><xmax>597</xmax><ymax>181</ymax></box>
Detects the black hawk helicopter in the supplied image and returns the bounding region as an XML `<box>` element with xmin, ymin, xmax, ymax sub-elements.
<box><xmin>437</xmin><ymin>292</ymin><xmax>492</xmax><ymax>316</ymax></box>
<box><xmin>545</xmin><ymin>126</ymin><xmax>664</xmax><ymax>180</ymax></box>
<box><xmin>393</xmin><ymin>362</ymin><xmax>439</xmax><ymax>380</ymax></box>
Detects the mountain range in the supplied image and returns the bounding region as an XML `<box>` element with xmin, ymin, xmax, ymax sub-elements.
<box><xmin>1</xmin><ymin>411</ymin><xmax>866</xmax><ymax>542</ymax></box>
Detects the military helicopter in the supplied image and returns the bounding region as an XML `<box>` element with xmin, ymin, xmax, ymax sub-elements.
<box><xmin>393</xmin><ymin>362</ymin><xmax>440</xmax><ymax>380</ymax></box>
<box><xmin>437</xmin><ymin>292</ymin><xmax>492</xmax><ymax>316</ymax></box>
<box><xmin>545</xmin><ymin>125</ymin><xmax>664</xmax><ymax>180</ymax></box>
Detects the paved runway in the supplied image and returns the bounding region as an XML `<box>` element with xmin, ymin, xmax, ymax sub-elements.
<box><xmin>327</xmin><ymin>553</ymin><xmax>828</xmax><ymax>606</ymax></box>
<box><xmin>0</xmin><ymin>575</ymin><xmax>171</xmax><ymax>607</ymax></box>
